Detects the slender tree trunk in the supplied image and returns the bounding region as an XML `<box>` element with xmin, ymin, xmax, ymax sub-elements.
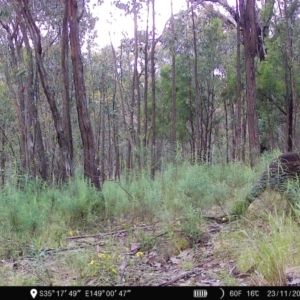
<box><xmin>110</xmin><ymin>41</ymin><xmax>135</xmax><ymax>152</ymax></box>
<box><xmin>21</xmin><ymin>22</ymin><xmax>48</xmax><ymax>180</ymax></box>
<box><xmin>224</xmin><ymin>99</ymin><xmax>229</xmax><ymax>163</ymax></box>
<box><xmin>101</xmin><ymin>100</ymin><xmax>105</xmax><ymax>185</ymax></box>
<box><xmin>170</xmin><ymin>0</ymin><xmax>177</xmax><ymax>153</ymax></box>
<box><xmin>231</xmin><ymin>102</ymin><xmax>236</xmax><ymax>160</ymax></box>
<box><xmin>150</xmin><ymin>0</ymin><xmax>156</xmax><ymax>179</ymax></box>
<box><xmin>0</xmin><ymin>18</ymin><xmax>27</xmax><ymax>175</ymax></box>
<box><xmin>68</xmin><ymin>0</ymin><xmax>100</xmax><ymax>188</ymax></box>
<box><xmin>133</xmin><ymin>0</ymin><xmax>141</xmax><ymax>159</ymax></box>
<box><xmin>242</xmin><ymin>109</ymin><xmax>247</xmax><ymax>161</ymax></box>
<box><xmin>107</xmin><ymin>95</ymin><xmax>112</xmax><ymax>179</ymax></box>
<box><xmin>143</xmin><ymin>1</ymin><xmax>149</xmax><ymax>151</ymax></box>
<box><xmin>0</xmin><ymin>49</ymin><xmax>26</xmax><ymax>174</ymax></box>
<box><xmin>1</xmin><ymin>6</ymin><xmax>46</xmax><ymax>180</ymax></box>
<box><xmin>187</xmin><ymin>54</ymin><xmax>195</xmax><ymax>162</ymax></box>
<box><xmin>186</xmin><ymin>0</ymin><xmax>195</xmax><ymax>163</ymax></box>
<box><xmin>21</xmin><ymin>0</ymin><xmax>73</xmax><ymax>181</ymax></box>
<box><xmin>285</xmin><ymin>64</ymin><xmax>293</xmax><ymax>152</ymax></box>
<box><xmin>235</xmin><ymin>0</ymin><xmax>242</xmax><ymax>161</ymax></box>
<box><xmin>112</xmin><ymin>82</ymin><xmax>120</xmax><ymax>181</ymax></box>
<box><xmin>61</xmin><ymin>0</ymin><xmax>74</xmax><ymax>161</ymax></box>
<box><xmin>1</xmin><ymin>123</ymin><xmax>6</xmax><ymax>185</ymax></box>
<box><xmin>191</xmin><ymin>5</ymin><xmax>201</xmax><ymax>162</ymax></box>
<box><xmin>266</xmin><ymin>98</ymin><xmax>275</xmax><ymax>150</ymax></box>
<box><xmin>207</xmin><ymin>86</ymin><xmax>214</xmax><ymax>163</ymax></box>
<box><xmin>283</xmin><ymin>0</ymin><xmax>297</xmax><ymax>151</ymax></box>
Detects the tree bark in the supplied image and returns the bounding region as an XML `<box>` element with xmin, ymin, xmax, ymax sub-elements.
<box><xmin>143</xmin><ymin>1</ymin><xmax>150</xmax><ymax>151</ymax></box>
<box><xmin>21</xmin><ymin>22</ymin><xmax>48</xmax><ymax>180</ymax></box>
<box><xmin>170</xmin><ymin>0</ymin><xmax>177</xmax><ymax>153</ymax></box>
<box><xmin>283</xmin><ymin>0</ymin><xmax>297</xmax><ymax>151</ymax></box>
<box><xmin>112</xmin><ymin>81</ymin><xmax>120</xmax><ymax>181</ymax></box>
<box><xmin>150</xmin><ymin>0</ymin><xmax>156</xmax><ymax>179</ymax></box>
<box><xmin>61</xmin><ymin>0</ymin><xmax>74</xmax><ymax>162</ymax></box>
<box><xmin>110</xmin><ymin>41</ymin><xmax>135</xmax><ymax>152</ymax></box>
<box><xmin>20</xmin><ymin>0</ymin><xmax>73</xmax><ymax>181</ymax></box>
<box><xmin>235</xmin><ymin>0</ymin><xmax>242</xmax><ymax>161</ymax></box>
<box><xmin>133</xmin><ymin>0</ymin><xmax>141</xmax><ymax>155</ymax></box>
<box><xmin>240</xmin><ymin>0</ymin><xmax>260</xmax><ymax>166</ymax></box>
<box><xmin>191</xmin><ymin>5</ymin><xmax>202</xmax><ymax>161</ymax></box>
<box><xmin>68</xmin><ymin>0</ymin><xmax>100</xmax><ymax>188</ymax></box>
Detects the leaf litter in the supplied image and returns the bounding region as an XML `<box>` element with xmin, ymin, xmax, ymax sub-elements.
<box><xmin>2</xmin><ymin>217</ymin><xmax>300</xmax><ymax>286</ymax></box>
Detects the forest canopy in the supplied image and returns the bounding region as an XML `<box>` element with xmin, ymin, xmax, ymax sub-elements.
<box><xmin>0</xmin><ymin>0</ymin><xmax>299</xmax><ymax>186</ymax></box>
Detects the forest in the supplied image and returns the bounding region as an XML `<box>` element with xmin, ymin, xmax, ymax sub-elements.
<box><xmin>1</xmin><ymin>0</ymin><xmax>300</xmax><ymax>287</ymax></box>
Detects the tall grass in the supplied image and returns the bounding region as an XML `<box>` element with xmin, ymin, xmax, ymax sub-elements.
<box><xmin>2</xmin><ymin>153</ymin><xmax>300</xmax><ymax>285</ymax></box>
<box><xmin>0</xmin><ymin>161</ymin><xmax>253</xmax><ymax>258</ymax></box>
<box><xmin>235</xmin><ymin>214</ymin><xmax>300</xmax><ymax>285</ymax></box>
<box><xmin>0</xmin><ymin>153</ymin><xmax>296</xmax><ymax>260</ymax></box>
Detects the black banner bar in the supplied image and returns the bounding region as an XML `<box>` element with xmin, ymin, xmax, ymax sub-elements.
<box><xmin>2</xmin><ymin>286</ymin><xmax>300</xmax><ymax>299</ymax></box>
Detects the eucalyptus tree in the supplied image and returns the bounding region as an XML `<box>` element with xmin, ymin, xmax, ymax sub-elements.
<box><xmin>0</xmin><ymin>0</ymin><xmax>102</xmax><ymax>186</ymax></box>
<box><xmin>158</xmin><ymin>6</ymin><xmax>198</xmax><ymax>160</ymax></box>
<box><xmin>150</xmin><ymin>0</ymin><xmax>156</xmax><ymax>178</ymax></box>
<box><xmin>12</xmin><ymin>0</ymin><xmax>74</xmax><ymax>181</ymax></box>
<box><xmin>61</xmin><ymin>0</ymin><xmax>73</xmax><ymax>162</ymax></box>
<box><xmin>0</xmin><ymin>0</ymin><xmax>47</xmax><ymax>179</ymax></box>
<box><xmin>67</xmin><ymin>0</ymin><xmax>100</xmax><ymax>189</ymax></box>
<box><xmin>256</xmin><ymin>0</ymin><xmax>300</xmax><ymax>151</ymax></box>
<box><xmin>190</xmin><ymin>0</ymin><xmax>274</xmax><ymax>165</ymax></box>
<box><xmin>239</xmin><ymin>0</ymin><xmax>260</xmax><ymax>164</ymax></box>
<box><xmin>143</xmin><ymin>1</ymin><xmax>150</xmax><ymax>150</ymax></box>
<box><xmin>281</xmin><ymin>0</ymin><xmax>299</xmax><ymax>151</ymax></box>
<box><xmin>84</xmin><ymin>45</ymin><xmax>121</xmax><ymax>181</ymax></box>
<box><xmin>158</xmin><ymin>57</ymin><xmax>194</xmax><ymax>155</ymax></box>
<box><xmin>158</xmin><ymin>5</ymin><xmax>233</xmax><ymax>163</ymax></box>
<box><xmin>113</xmin><ymin>0</ymin><xmax>145</xmax><ymax>170</ymax></box>
<box><xmin>112</xmin><ymin>0</ymin><xmax>160</xmax><ymax>175</ymax></box>
<box><xmin>191</xmin><ymin>4</ymin><xmax>202</xmax><ymax>161</ymax></box>
<box><xmin>0</xmin><ymin>63</ymin><xmax>17</xmax><ymax>184</ymax></box>
<box><xmin>170</xmin><ymin>0</ymin><xmax>177</xmax><ymax>153</ymax></box>
<box><xmin>199</xmin><ymin>18</ymin><xmax>226</xmax><ymax>162</ymax></box>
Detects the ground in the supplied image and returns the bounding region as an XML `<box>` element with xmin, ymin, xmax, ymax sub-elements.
<box><xmin>1</xmin><ymin>220</ymin><xmax>240</xmax><ymax>286</ymax></box>
<box><xmin>2</xmin><ymin>194</ymin><xmax>300</xmax><ymax>286</ymax></box>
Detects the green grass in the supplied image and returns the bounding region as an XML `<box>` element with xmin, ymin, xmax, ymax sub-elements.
<box><xmin>1</xmin><ymin>154</ymin><xmax>300</xmax><ymax>285</ymax></box>
<box><xmin>235</xmin><ymin>213</ymin><xmax>300</xmax><ymax>285</ymax></box>
<box><xmin>0</xmin><ymin>160</ymin><xmax>269</xmax><ymax>259</ymax></box>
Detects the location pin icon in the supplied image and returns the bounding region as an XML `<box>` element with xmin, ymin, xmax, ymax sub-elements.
<box><xmin>30</xmin><ymin>289</ymin><xmax>38</xmax><ymax>299</ymax></box>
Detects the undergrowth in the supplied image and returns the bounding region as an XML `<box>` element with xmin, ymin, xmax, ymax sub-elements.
<box><xmin>1</xmin><ymin>153</ymin><xmax>300</xmax><ymax>286</ymax></box>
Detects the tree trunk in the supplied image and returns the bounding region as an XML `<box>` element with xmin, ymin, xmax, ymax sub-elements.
<box><xmin>1</xmin><ymin>123</ymin><xmax>6</xmax><ymax>185</ymax></box>
<box><xmin>112</xmin><ymin>81</ymin><xmax>120</xmax><ymax>181</ymax></box>
<box><xmin>230</xmin><ymin>102</ymin><xmax>236</xmax><ymax>161</ymax></box>
<box><xmin>283</xmin><ymin>0</ymin><xmax>297</xmax><ymax>151</ymax></box>
<box><xmin>68</xmin><ymin>0</ymin><xmax>100</xmax><ymax>188</ymax></box>
<box><xmin>21</xmin><ymin>22</ymin><xmax>48</xmax><ymax>180</ymax></box>
<box><xmin>101</xmin><ymin>99</ymin><xmax>105</xmax><ymax>185</ymax></box>
<box><xmin>0</xmin><ymin>50</ymin><xmax>26</xmax><ymax>175</ymax></box>
<box><xmin>107</xmin><ymin>94</ymin><xmax>112</xmax><ymax>179</ymax></box>
<box><xmin>21</xmin><ymin>0</ymin><xmax>73</xmax><ymax>181</ymax></box>
<box><xmin>61</xmin><ymin>0</ymin><xmax>74</xmax><ymax>162</ymax></box>
<box><xmin>150</xmin><ymin>0</ymin><xmax>156</xmax><ymax>179</ymax></box>
<box><xmin>266</xmin><ymin>98</ymin><xmax>275</xmax><ymax>150</ymax></box>
<box><xmin>235</xmin><ymin>0</ymin><xmax>242</xmax><ymax>161</ymax></box>
<box><xmin>143</xmin><ymin>0</ymin><xmax>150</xmax><ymax>152</ymax></box>
<box><xmin>240</xmin><ymin>0</ymin><xmax>260</xmax><ymax>166</ymax></box>
<box><xmin>133</xmin><ymin>0</ymin><xmax>141</xmax><ymax>162</ymax></box>
<box><xmin>191</xmin><ymin>5</ymin><xmax>202</xmax><ymax>162</ymax></box>
<box><xmin>170</xmin><ymin>0</ymin><xmax>177</xmax><ymax>153</ymax></box>
<box><xmin>224</xmin><ymin>99</ymin><xmax>229</xmax><ymax>163</ymax></box>
<box><xmin>110</xmin><ymin>41</ymin><xmax>135</xmax><ymax>155</ymax></box>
